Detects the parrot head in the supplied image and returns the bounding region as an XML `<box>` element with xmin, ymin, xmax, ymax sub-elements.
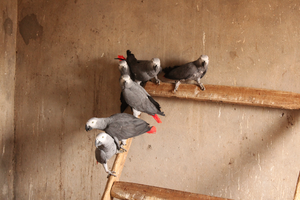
<box><xmin>200</xmin><ymin>55</ymin><xmax>209</xmax><ymax>65</ymax></box>
<box><xmin>85</xmin><ymin>117</ymin><xmax>98</xmax><ymax>131</ymax></box>
<box><xmin>119</xmin><ymin>75</ymin><xmax>132</xmax><ymax>89</ymax></box>
<box><xmin>118</xmin><ymin>60</ymin><xmax>129</xmax><ymax>73</ymax></box>
<box><xmin>151</xmin><ymin>58</ymin><xmax>161</xmax><ymax>71</ymax></box>
<box><xmin>95</xmin><ymin>132</ymin><xmax>109</xmax><ymax>148</ymax></box>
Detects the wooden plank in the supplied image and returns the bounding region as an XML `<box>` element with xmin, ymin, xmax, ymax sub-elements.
<box><xmin>294</xmin><ymin>171</ymin><xmax>300</xmax><ymax>200</ymax></box>
<box><xmin>111</xmin><ymin>181</ymin><xmax>231</xmax><ymax>200</ymax></box>
<box><xmin>101</xmin><ymin>138</ymin><xmax>133</xmax><ymax>200</ymax></box>
<box><xmin>144</xmin><ymin>82</ymin><xmax>300</xmax><ymax>110</ymax></box>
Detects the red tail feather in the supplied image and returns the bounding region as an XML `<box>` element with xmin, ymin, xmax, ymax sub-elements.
<box><xmin>152</xmin><ymin>114</ymin><xmax>162</xmax><ymax>123</ymax></box>
<box><xmin>118</xmin><ymin>55</ymin><xmax>126</xmax><ymax>61</ymax></box>
<box><xmin>147</xmin><ymin>126</ymin><xmax>156</xmax><ymax>134</ymax></box>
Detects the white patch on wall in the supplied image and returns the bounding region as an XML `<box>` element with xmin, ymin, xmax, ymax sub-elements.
<box><xmin>2</xmin><ymin>184</ymin><xmax>8</xmax><ymax>196</ymax></box>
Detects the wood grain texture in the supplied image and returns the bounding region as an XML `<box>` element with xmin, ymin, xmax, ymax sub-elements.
<box><xmin>111</xmin><ymin>181</ymin><xmax>231</xmax><ymax>200</ymax></box>
<box><xmin>101</xmin><ymin>138</ymin><xmax>133</xmax><ymax>200</ymax></box>
<box><xmin>144</xmin><ymin>82</ymin><xmax>300</xmax><ymax>110</ymax></box>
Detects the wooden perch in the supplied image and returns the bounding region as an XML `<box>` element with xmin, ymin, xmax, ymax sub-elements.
<box><xmin>111</xmin><ymin>181</ymin><xmax>231</xmax><ymax>200</ymax></box>
<box><xmin>144</xmin><ymin>82</ymin><xmax>300</xmax><ymax>110</ymax></box>
<box><xmin>294</xmin><ymin>171</ymin><xmax>300</xmax><ymax>200</ymax></box>
<box><xmin>101</xmin><ymin>138</ymin><xmax>133</xmax><ymax>200</ymax></box>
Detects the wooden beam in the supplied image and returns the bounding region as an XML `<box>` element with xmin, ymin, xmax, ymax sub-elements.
<box><xmin>101</xmin><ymin>138</ymin><xmax>133</xmax><ymax>200</ymax></box>
<box><xmin>144</xmin><ymin>82</ymin><xmax>300</xmax><ymax>110</ymax></box>
<box><xmin>111</xmin><ymin>181</ymin><xmax>231</xmax><ymax>200</ymax></box>
<box><xmin>294</xmin><ymin>171</ymin><xmax>300</xmax><ymax>200</ymax></box>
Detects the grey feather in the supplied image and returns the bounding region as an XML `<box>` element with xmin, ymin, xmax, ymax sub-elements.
<box><xmin>95</xmin><ymin>132</ymin><xmax>118</xmax><ymax>177</ymax></box>
<box><xmin>120</xmin><ymin>75</ymin><xmax>165</xmax><ymax>117</ymax></box>
<box><xmin>163</xmin><ymin>55</ymin><xmax>209</xmax><ymax>92</ymax></box>
<box><xmin>126</xmin><ymin>50</ymin><xmax>161</xmax><ymax>84</ymax></box>
<box><xmin>86</xmin><ymin>113</ymin><xmax>153</xmax><ymax>145</ymax></box>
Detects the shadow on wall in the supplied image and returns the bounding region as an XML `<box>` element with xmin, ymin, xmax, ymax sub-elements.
<box><xmin>13</xmin><ymin>49</ymin><xmax>123</xmax><ymax>197</ymax></box>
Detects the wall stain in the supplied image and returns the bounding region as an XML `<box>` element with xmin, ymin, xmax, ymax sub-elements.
<box><xmin>19</xmin><ymin>14</ymin><xmax>43</xmax><ymax>45</ymax></box>
<box><xmin>3</xmin><ymin>18</ymin><xmax>13</xmax><ymax>36</ymax></box>
<box><xmin>229</xmin><ymin>51</ymin><xmax>238</xmax><ymax>60</ymax></box>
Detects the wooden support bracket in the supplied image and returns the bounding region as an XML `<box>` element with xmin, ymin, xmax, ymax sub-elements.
<box><xmin>101</xmin><ymin>138</ymin><xmax>133</xmax><ymax>200</ymax></box>
<box><xmin>111</xmin><ymin>181</ymin><xmax>232</xmax><ymax>200</ymax></box>
<box><xmin>144</xmin><ymin>82</ymin><xmax>300</xmax><ymax>110</ymax></box>
<box><xmin>101</xmin><ymin>82</ymin><xmax>300</xmax><ymax>199</ymax></box>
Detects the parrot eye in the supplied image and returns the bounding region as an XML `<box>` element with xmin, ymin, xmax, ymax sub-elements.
<box><xmin>102</xmin><ymin>136</ymin><xmax>104</xmax><ymax>138</ymax></box>
<box><xmin>92</xmin><ymin>121</ymin><xmax>94</xmax><ymax>124</ymax></box>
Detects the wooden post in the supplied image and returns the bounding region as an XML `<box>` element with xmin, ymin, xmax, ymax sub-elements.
<box><xmin>144</xmin><ymin>82</ymin><xmax>300</xmax><ymax>110</ymax></box>
<box><xmin>111</xmin><ymin>181</ymin><xmax>232</xmax><ymax>200</ymax></box>
<box><xmin>294</xmin><ymin>171</ymin><xmax>300</xmax><ymax>200</ymax></box>
<box><xmin>101</xmin><ymin>138</ymin><xmax>133</xmax><ymax>200</ymax></box>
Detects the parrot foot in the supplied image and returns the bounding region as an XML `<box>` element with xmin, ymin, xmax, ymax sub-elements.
<box><xmin>154</xmin><ymin>76</ymin><xmax>161</xmax><ymax>85</ymax></box>
<box><xmin>116</xmin><ymin>150</ymin><xmax>125</xmax><ymax>154</ymax></box>
<box><xmin>173</xmin><ymin>80</ymin><xmax>181</xmax><ymax>93</ymax></box>
<box><xmin>199</xmin><ymin>83</ymin><xmax>205</xmax><ymax>91</ymax></box>
<box><xmin>107</xmin><ymin>171</ymin><xmax>117</xmax><ymax>178</ymax></box>
<box><xmin>196</xmin><ymin>78</ymin><xmax>205</xmax><ymax>91</ymax></box>
<box><xmin>119</xmin><ymin>145</ymin><xmax>127</xmax><ymax>152</ymax></box>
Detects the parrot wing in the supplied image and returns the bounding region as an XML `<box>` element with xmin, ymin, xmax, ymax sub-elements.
<box><xmin>164</xmin><ymin>63</ymin><xmax>198</xmax><ymax>80</ymax></box>
<box><xmin>95</xmin><ymin>148</ymin><xmax>106</xmax><ymax>164</ymax></box>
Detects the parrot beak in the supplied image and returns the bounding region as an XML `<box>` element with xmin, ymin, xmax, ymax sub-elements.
<box><xmin>121</xmin><ymin>80</ymin><xmax>126</xmax><ymax>90</ymax></box>
<box><xmin>95</xmin><ymin>140</ymin><xmax>102</xmax><ymax>148</ymax></box>
<box><xmin>85</xmin><ymin>125</ymin><xmax>92</xmax><ymax>131</ymax></box>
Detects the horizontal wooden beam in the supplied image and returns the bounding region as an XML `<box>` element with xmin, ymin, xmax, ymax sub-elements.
<box><xmin>101</xmin><ymin>138</ymin><xmax>133</xmax><ymax>200</ymax></box>
<box><xmin>144</xmin><ymin>82</ymin><xmax>300</xmax><ymax>110</ymax></box>
<box><xmin>111</xmin><ymin>181</ymin><xmax>231</xmax><ymax>200</ymax></box>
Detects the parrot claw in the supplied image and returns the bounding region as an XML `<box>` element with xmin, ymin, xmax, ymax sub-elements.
<box><xmin>119</xmin><ymin>145</ymin><xmax>127</xmax><ymax>152</ymax></box>
<box><xmin>199</xmin><ymin>83</ymin><xmax>205</xmax><ymax>91</ymax></box>
<box><xmin>155</xmin><ymin>79</ymin><xmax>161</xmax><ymax>85</ymax></box>
<box><xmin>107</xmin><ymin>171</ymin><xmax>117</xmax><ymax>178</ymax></box>
<box><xmin>116</xmin><ymin>150</ymin><xmax>124</xmax><ymax>154</ymax></box>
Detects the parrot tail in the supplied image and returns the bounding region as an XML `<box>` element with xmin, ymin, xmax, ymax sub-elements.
<box><xmin>152</xmin><ymin>114</ymin><xmax>162</xmax><ymax>123</ymax></box>
<box><xmin>115</xmin><ymin>55</ymin><xmax>126</xmax><ymax>61</ymax></box>
<box><xmin>147</xmin><ymin>126</ymin><xmax>156</xmax><ymax>134</ymax></box>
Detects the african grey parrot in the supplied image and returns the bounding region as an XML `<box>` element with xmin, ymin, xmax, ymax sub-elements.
<box><xmin>126</xmin><ymin>50</ymin><xmax>162</xmax><ymax>85</ymax></box>
<box><xmin>95</xmin><ymin>132</ymin><xmax>118</xmax><ymax>177</ymax></box>
<box><xmin>118</xmin><ymin>60</ymin><xmax>131</xmax><ymax>113</ymax></box>
<box><xmin>163</xmin><ymin>55</ymin><xmax>209</xmax><ymax>93</ymax></box>
<box><xmin>119</xmin><ymin>74</ymin><xmax>165</xmax><ymax>122</ymax></box>
<box><xmin>116</xmin><ymin>50</ymin><xmax>162</xmax><ymax>85</ymax></box>
<box><xmin>86</xmin><ymin>113</ymin><xmax>156</xmax><ymax>150</ymax></box>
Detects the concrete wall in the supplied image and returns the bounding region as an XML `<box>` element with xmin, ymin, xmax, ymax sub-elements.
<box><xmin>0</xmin><ymin>0</ymin><xmax>17</xmax><ymax>199</ymax></box>
<box><xmin>14</xmin><ymin>0</ymin><xmax>300</xmax><ymax>199</ymax></box>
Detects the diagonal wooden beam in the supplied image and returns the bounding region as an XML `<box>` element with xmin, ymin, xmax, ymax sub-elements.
<box><xmin>111</xmin><ymin>181</ymin><xmax>232</xmax><ymax>200</ymax></box>
<box><xmin>144</xmin><ymin>82</ymin><xmax>300</xmax><ymax>110</ymax></box>
<box><xmin>101</xmin><ymin>138</ymin><xmax>133</xmax><ymax>200</ymax></box>
<box><xmin>294</xmin><ymin>171</ymin><xmax>300</xmax><ymax>200</ymax></box>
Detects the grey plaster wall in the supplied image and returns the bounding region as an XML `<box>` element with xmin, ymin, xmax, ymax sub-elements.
<box><xmin>14</xmin><ymin>0</ymin><xmax>300</xmax><ymax>199</ymax></box>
